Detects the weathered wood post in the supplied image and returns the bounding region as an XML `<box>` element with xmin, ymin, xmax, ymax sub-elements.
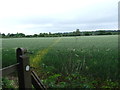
<box><xmin>16</xmin><ymin>48</ymin><xmax>32</xmax><ymax>89</ymax></box>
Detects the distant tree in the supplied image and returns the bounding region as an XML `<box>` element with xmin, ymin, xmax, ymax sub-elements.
<box><xmin>49</xmin><ymin>32</ymin><xmax>51</xmax><ymax>35</ymax></box>
<box><xmin>15</xmin><ymin>33</ymin><xmax>25</xmax><ymax>37</ymax></box>
<box><xmin>33</xmin><ymin>34</ymin><xmax>38</xmax><ymax>37</ymax></box>
<box><xmin>2</xmin><ymin>33</ymin><xmax>5</xmax><ymax>37</ymax></box>
<box><xmin>19</xmin><ymin>33</ymin><xmax>25</xmax><ymax>37</ymax></box>
<box><xmin>7</xmin><ymin>33</ymin><xmax>10</xmax><ymax>37</ymax></box>
<box><xmin>39</xmin><ymin>33</ymin><xmax>44</xmax><ymax>37</ymax></box>
<box><xmin>25</xmin><ymin>35</ymin><xmax>32</xmax><ymax>37</ymax></box>
<box><xmin>84</xmin><ymin>32</ymin><xmax>90</xmax><ymax>36</ymax></box>
<box><xmin>75</xmin><ymin>29</ymin><xmax>80</xmax><ymax>36</ymax></box>
<box><xmin>97</xmin><ymin>30</ymin><xmax>106</xmax><ymax>35</ymax></box>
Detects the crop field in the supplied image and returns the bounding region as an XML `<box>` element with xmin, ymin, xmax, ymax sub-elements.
<box><xmin>2</xmin><ymin>35</ymin><xmax>119</xmax><ymax>88</ymax></box>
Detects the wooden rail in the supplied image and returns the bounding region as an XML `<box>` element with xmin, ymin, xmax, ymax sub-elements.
<box><xmin>1</xmin><ymin>48</ymin><xmax>46</xmax><ymax>89</ymax></box>
<box><xmin>31</xmin><ymin>71</ymin><xmax>46</xmax><ymax>89</ymax></box>
<box><xmin>1</xmin><ymin>63</ymin><xmax>19</xmax><ymax>76</ymax></box>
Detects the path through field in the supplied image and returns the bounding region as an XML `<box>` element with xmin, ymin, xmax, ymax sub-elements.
<box><xmin>2</xmin><ymin>35</ymin><xmax>119</xmax><ymax>88</ymax></box>
<box><xmin>31</xmin><ymin>38</ymin><xmax>61</xmax><ymax>68</ymax></box>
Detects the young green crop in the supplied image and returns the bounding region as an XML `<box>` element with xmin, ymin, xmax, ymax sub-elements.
<box><xmin>2</xmin><ymin>35</ymin><xmax>119</xmax><ymax>88</ymax></box>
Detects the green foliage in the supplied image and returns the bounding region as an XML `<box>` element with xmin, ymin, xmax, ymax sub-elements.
<box><xmin>42</xmin><ymin>74</ymin><xmax>61</xmax><ymax>88</ymax></box>
<box><xmin>42</xmin><ymin>73</ymin><xmax>119</xmax><ymax>88</ymax></box>
<box><xmin>101</xmin><ymin>80</ymin><xmax>119</xmax><ymax>88</ymax></box>
<box><xmin>2</xmin><ymin>77</ymin><xmax>14</xmax><ymax>88</ymax></box>
<box><xmin>2</xmin><ymin>35</ymin><xmax>119</xmax><ymax>88</ymax></box>
<box><xmin>1</xmin><ymin>30</ymin><xmax>118</xmax><ymax>38</ymax></box>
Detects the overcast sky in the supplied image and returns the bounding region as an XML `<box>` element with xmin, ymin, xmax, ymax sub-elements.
<box><xmin>0</xmin><ymin>0</ymin><xmax>119</xmax><ymax>35</ymax></box>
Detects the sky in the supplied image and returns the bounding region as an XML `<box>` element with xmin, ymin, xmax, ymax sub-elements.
<box><xmin>0</xmin><ymin>0</ymin><xmax>119</xmax><ymax>35</ymax></box>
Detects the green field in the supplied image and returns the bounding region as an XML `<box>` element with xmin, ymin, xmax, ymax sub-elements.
<box><xmin>2</xmin><ymin>35</ymin><xmax>119</xmax><ymax>88</ymax></box>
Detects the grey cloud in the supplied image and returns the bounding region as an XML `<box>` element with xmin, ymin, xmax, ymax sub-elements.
<box><xmin>0</xmin><ymin>0</ymin><xmax>118</xmax><ymax>35</ymax></box>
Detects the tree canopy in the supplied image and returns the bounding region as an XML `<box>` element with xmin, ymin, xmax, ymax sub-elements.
<box><xmin>0</xmin><ymin>30</ymin><xmax>118</xmax><ymax>38</ymax></box>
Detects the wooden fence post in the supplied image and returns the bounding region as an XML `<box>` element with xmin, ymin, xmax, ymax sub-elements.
<box><xmin>16</xmin><ymin>48</ymin><xmax>32</xmax><ymax>89</ymax></box>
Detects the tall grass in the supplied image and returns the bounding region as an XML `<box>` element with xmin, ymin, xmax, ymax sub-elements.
<box><xmin>2</xmin><ymin>37</ymin><xmax>57</xmax><ymax>67</ymax></box>
<box><xmin>39</xmin><ymin>35</ymin><xmax>118</xmax><ymax>81</ymax></box>
<box><xmin>2</xmin><ymin>35</ymin><xmax>118</xmax><ymax>82</ymax></box>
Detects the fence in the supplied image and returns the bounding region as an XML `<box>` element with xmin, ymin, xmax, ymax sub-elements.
<box><xmin>0</xmin><ymin>48</ymin><xmax>46</xmax><ymax>89</ymax></box>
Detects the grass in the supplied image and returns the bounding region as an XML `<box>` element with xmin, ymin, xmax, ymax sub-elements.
<box><xmin>2</xmin><ymin>35</ymin><xmax>119</xmax><ymax>88</ymax></box>
<box><xmin>2</xmin><ymin>37</ymin><xmax>57</xmax><ymax>67</ymax></box>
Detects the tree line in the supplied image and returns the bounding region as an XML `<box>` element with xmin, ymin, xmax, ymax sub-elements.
<box><xmin>0</xmin><ymin>29</ymin><xmax>118</xmax><ymax>38</ymax></box>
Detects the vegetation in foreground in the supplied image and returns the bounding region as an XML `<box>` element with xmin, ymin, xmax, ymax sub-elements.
<box><xmin>2</xmin><ymin>35</ymin><xmax>120</xmax><ymax>88</ymax></box>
